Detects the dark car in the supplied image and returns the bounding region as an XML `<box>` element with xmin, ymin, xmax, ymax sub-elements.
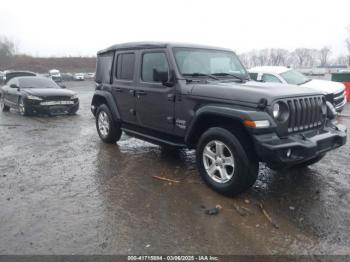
<box><xmin>91</xmin><ymin>42</ymin><xmax>347</xmax><ymax>196</ymax></box>
<box><xmin>0</xmin><ymin>76</ymin><xmax>79</xmax><ymax>116</ymax></box>
<box><xmin>1</xmin><ymin>70</ymin><xmax>37</xmax><ymax>85</ymax></box>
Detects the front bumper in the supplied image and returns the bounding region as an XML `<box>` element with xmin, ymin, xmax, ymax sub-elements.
<box><xmin>25</xmin><ymin>99</ymin><xmax>79</xmax><ymax>115</ymax></box>
<box><xmin>253</xmin><ymin>123</ymin><xmax>347</xmax><ymax>169</ymax></box>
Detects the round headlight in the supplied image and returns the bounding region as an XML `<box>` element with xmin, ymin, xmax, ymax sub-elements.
<box><xmin>272</xmin><ymin>101</ymin><xmax>289</xmax><ymax>122</ymax></box>
<box><xmin>273</xmin><ymin>103</ymin><xmax>280</xmax><ymax>118</ymax></box>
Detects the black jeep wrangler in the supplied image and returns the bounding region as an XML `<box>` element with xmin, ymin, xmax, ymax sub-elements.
<box><xmin>91</xmin><ymin>42</ymin><xmax>347</xmax><ymax>196</ymax></box>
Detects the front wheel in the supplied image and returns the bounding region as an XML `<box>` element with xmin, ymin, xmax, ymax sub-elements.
<box><xmin>0</xmin><ymin>96</ymin><xmax>10</xmax><ymax>112</ymax></box>
<box><xmin>18</xmin><ymin>97</ymin><xmax>29</xmax><ymax>116</ymax></box>
<box><xmin>96</xmin><ymin>104</ymin><xmax>122</xmax><ymax>143</ymax></box>
<box><xmin>196</xmin><ymin>127</ymin><xmax>259</xmax><ymax>196</ymax></box>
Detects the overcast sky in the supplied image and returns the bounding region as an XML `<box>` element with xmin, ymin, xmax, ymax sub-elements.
<box><xmin>1</xmin><ymin>0</ymin><xmax>349</xmax><ymax>57</ymax></box>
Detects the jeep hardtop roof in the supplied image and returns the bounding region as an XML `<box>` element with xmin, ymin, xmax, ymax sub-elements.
<box><xmin>97</xmin><ymin>41</ymin><xmax>232</xmax><ymax>55</ymax></box>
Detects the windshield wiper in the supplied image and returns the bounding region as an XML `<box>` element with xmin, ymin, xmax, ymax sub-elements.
<box><xmin>211</xmin><ymin>72</ymin><xmax>245</xmax><ymax>82</ymax></box>
<box><xmin>298</xmin><ymin>79</ymin><xmax>312</xmax><ymax>85</ymax></box>
<box><xmin>183</xmin><ymin>73</ymin><xmax>220</xmax><ymax>80</ymax></box>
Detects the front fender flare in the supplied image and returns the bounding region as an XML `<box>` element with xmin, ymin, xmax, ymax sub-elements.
<box><xmin>184</xmin><ymin>105</ymin><xmax>275</xmax><ymax>144</ymax></box>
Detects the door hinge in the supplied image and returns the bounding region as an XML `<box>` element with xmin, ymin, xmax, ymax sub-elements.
<box><xmin>167</xmin><ymin>94</ymin><xmax>176</xmax><ymax>102</ymax></box>
<box><xmin>129</xmin><ymin>108</ymin><xmax>136</xmax><ymax>115</ymax></box>
<box><xmin>166</xmin><ymin>116</ymin><xmax>175</xmax><ymax>124</ymax></box>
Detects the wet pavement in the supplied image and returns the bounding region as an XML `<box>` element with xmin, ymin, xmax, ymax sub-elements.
<box><xmin>0</xmin><ymin>81</ymin><xmax>349</xmax><ymax>255</ymax></box>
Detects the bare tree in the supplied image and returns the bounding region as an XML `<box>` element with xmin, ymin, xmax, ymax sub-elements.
<box><xmin>293</xmin><ymin>48</ymin><xmax>319</xmax><ymax>68</ymax></box>
<box><xmin>294</xmin><ymin>48</ymin><xmax>310</xmax><ymax>68</ymax></box>
<box><xmin>346</xmin><ymin>39</ymin><xmax>350</xmax><ymax>66</ymax></box>
<box><xmin>335</xmin><ymin>55</ymin><xmax>348</xmax><ymax>65</ymax></box>
<box><xmin>270</xmin><ymin>49</ymin><xmax>289</xmax><ymax>66</ymax></box>
<box><xmin>256</xmin><ymin>49</ymin><xmax>270</xmax><ymax>66</ymax></box>
<box><xmin>0</xmin><ymin>36</ymin><xmax>16</xmax><ymax>69</ymax></box>
<box><xmin>319</xmin><ymin>46</ymin><xmax>331</xmax><ymax>67</ymax></box>
<box><xmin>346</xmin><ymin>24</ymin><xmax>350</xmax><ymax>66</ymax></box>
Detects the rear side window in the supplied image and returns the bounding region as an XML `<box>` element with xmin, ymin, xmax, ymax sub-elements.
<box><xmin>249</xmin><ymin>73</ymin><xmax>258</xmax><ymax>81</ymax></box>
<box><xmin>262</xmin><ymin>74</ymin><xmax>281</xmax><ymax>83</ymax></box>
<box><xmin>116</xmin><ymin>53</ymin><xmax>135</xmax><ymax>80</ymax></box>
<box><xmin>96</xmin><ymin>51</ymin><xmax>114</xmax><ymax>84</ymax></box>
<box><xmin>142</xmin><ymin>52</ymin><xmax>169</xmax><ymax>82</ymax></box>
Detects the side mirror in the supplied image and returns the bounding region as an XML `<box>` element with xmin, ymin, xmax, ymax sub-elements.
<box><xmin>59</xmin><ymin>84</ymin><xmax>66</xmax><ymax>89</ymax></box>
<box><xmin>153</xmin><ymin>69</ymin><xmax>175</xmax><ymax>87</ymax></box>
<box><xmin>10</xmin><ymin>84</ymin><xmax>18</xmax><ymax>89</ymax></box>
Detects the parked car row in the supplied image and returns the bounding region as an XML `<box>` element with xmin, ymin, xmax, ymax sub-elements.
<box><xmin>1</xmin><ymin>70</ymin><xmax>95</xmax><ymax>85</ymax></box>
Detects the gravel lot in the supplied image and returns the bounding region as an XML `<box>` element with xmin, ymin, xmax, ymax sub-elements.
<box><xmin>0</xmin><ymin>81</ymin><xmax>349</xmax><ymax>255</ymax></box>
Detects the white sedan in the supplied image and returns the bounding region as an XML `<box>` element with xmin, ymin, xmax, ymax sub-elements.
<box><xmin>248</xmin><ymin>66</ymin><xmax>346</xmax><ymax>112</ymax></box>
<box><xmin>73</xmin><ymin>73</ymin><xmax>85</xmax><ymax>81</ymax></box>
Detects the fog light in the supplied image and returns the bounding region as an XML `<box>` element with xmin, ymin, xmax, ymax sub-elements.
<box><xmin>286</xmin><ymin>149</ymin><xmax>292</xmax><ymax>158</ymax></box>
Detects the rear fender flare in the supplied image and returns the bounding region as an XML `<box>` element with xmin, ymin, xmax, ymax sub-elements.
<box><xmin>91</xmin><ymin>90</ymin><xmax>120</xmax><ymax>121</ymax></box>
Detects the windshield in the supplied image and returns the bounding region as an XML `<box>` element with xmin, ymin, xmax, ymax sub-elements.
<box><xmin>173</xmin><ymin>48</ymin><xmax>249</xmax><ymax>80</ymax></box>
<box><xmin>279</xmin><ymin>70</ymin><xmax>309</xmax><ymax>85</ymax></box>
<box><xmin>19</xmin><ymin>77</ymin><xmax>60</xmax><ymax>89</ymax></box>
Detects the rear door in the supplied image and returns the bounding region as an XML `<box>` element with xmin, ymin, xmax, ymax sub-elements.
<box><xmin>111</xmin><ymin>51</ymin><xmax>138</xmax><ymax>124</ymax></box>
<box><xmin>135</xmin><ymin>49</ymin><xmax>175</xmax><ymax>132</ymax></box>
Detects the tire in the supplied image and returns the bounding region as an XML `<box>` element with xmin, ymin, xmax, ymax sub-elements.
<box><xmin>0</xmin><ymin>96</ymin><xmax>10</xmax><ymax>112</ymax></box>
<box><xmin>196</xmin><ymin>127</ymin><xmax>259</xmax><ymax>196</ymax></box>
<box><xmin>18</xmin><ymin>97</ymin><xmax>29</xmax><ymax>116</ymax></box>
<box><xmin>294</xmin><ymin>154</ymin><xmax>326</xmax><ymax>169</ymax></box>
<box><xmin>96</xmin><ymin>104</ymin><xmax>122</xmax><ymax>144</ymax></box>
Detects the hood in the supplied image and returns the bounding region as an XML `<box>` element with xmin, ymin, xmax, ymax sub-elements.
<box><xmin>190</xmin><ymin>81</ymin><xmax>323</xmax><ymax>105</ymax></box>
<box><xmin>300</xmin><ymin>79</ymin><xmax>345</xmax><ymax>94</ymax></box>
<box><xmin>23</xmin><ymin>88</ymin><xmax>75</xmax><ymax>97</ymax></box>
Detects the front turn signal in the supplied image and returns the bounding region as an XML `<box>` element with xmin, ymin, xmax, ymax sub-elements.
<box><xmin>243</xmin><ymin>120</ymin><xmax>270</xmax><ymax>128</ymax></box>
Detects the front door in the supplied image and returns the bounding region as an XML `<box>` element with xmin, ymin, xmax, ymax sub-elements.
<box><xmin>135</xmin><ymin>50</ymin><xmax>175</xmax><ymax>133</ymax></box>
<box><xmin>6</xmin><ymin>78</ymin><xmax>20</xmax><ymax>106</ymax></box>
<box><xmin>111</xmin><ymin>51</ymin><xmax>137</xmax><ymax>124</ymax></box>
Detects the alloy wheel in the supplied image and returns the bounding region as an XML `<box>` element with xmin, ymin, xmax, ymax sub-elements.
<box><xmin>98</xmin><ymin>111</ymin><xmax>110</xmax><ymax>137</ymax></box>
<box><xmin>0</xmin><ymin>97</ymin><xmax>4</xmax><ymax>110</ymax></box>
<box><xmin>19</xmin><ymin>99</ymin><xmax>25</xmax><ymax>115</ymax></box>
<box><xmin>202</xmin><ymin>140</ymin><xmax>235</xmax><ymax>183</ymax></box>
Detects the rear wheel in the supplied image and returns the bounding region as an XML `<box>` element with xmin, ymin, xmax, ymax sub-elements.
<box><xmin>18</xmin><ymin>97</ymin><xmax>29</xmax><ymax>116</ymax></box>
<box><xmin>196</xmin><ymin>127</ymin><xmax>259</xmax><ymax>196</ymax></box>
<box><xmin>0</xmin><ymin>96</ymin><xmax>10</xmax><ymax>112</ymax></box>
<box><xmin>96</xmin><ymin>104</ymin><xmax>122</xmax><ymax>143</ymax></box>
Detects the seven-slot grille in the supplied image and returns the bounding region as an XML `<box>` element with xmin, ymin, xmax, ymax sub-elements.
<box><xmin>286</xmin><ymin>96</ymin><xmax>324</xmax><ymax>133</ymax></box>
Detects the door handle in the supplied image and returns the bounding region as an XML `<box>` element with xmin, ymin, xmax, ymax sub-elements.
<box><xmin>136</xmin><ymin>90</ymin><xmax>147</xmax><ymax>96</ymax></box>
<box><xmin>167</xmin><ymin>94</ymin><xmax>175</xmax><ymax>101</ymax></box>
<box><xmin>129</xmin><ymin>90</ymin><xmax>135</xmax><ymax>96</ymax></box>
<box><xmin>114</xmin><ymin>87</ymin><xmax>122</xmax><ymax>92</ymax></box>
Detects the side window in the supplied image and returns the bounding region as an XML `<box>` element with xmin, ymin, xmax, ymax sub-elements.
<box><xmin>116</xmin><ymin>53</ymin><xmax>135</xmax><ymax>81</ymax></box>
<box><xmin>96</xmin><ymin>51</ymin><xmax>114</xmax><ymax>84</ymax></box>
<box><xmin>142</xmin><ymin>52</ymin><xmax>169</xmax><ymax>82</ymax></box>
<box><xmin>262</xmin><ymin>74</ymin><xmax>281</xmax><ymax>83</ymax></box>
<box><xmin>249</xmin><ymin>73</ymin><xmax>258</xmax><ymax>81</ymax></box>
